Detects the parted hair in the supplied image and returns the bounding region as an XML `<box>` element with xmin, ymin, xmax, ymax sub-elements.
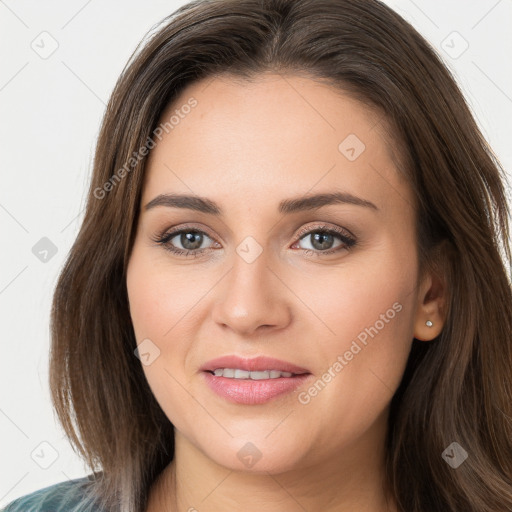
<box><xmin>49</xmin><ymin>0</ymin><xmax>512</xmax><ymax>510</ymax></box>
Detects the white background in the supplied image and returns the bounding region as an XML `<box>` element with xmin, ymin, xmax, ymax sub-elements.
<box><xmin>1</xmin><ymin>0</ymin><xmax>511</xmax><ymax>505</ymax></box>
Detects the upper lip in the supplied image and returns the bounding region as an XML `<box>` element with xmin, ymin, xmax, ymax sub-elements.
<box><xmin>200</xmin><ymin>355</ymin><xmax>310</xmax><ymax>375</ymax></box>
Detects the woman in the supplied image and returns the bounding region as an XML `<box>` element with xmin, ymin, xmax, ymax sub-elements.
<box><xmin>3</xmin><ymin>0</ymin><xmax>511</xmax><ymax>511</ymax></box>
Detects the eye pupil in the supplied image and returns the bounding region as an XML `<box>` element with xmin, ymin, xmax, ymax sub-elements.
<box><xmin>158</xmin><ymin>226</ymin><xmax>353</xmax><ymax>257</ymax></box>
<box><xmin>311</xmin><ymin>232</ymin><xmax>334</xmax><ymax>250</ymax></box>
<box><xmin>181</xmin><ymin>231</ymin><xmax>203</xmax><ymax>250</ymax></box>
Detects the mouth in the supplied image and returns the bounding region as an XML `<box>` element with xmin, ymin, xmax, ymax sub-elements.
<box><xmin>200</xmin><ymin>355</ymin><xmax>312</xmax><ymax>405</ymax></box>
<box><xmin>207</xmin><ymin>368</ymin><xmax>300</xmax><ymax>379</ymax></box>
<box><xmin>200</xmin><ymin>355</ymin><xmax>310</xmax><ymax>374</ymax></box>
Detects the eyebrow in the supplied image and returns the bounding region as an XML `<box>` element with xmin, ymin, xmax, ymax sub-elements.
<box><xmin>144</xmin><ymin>191</ymin><xmax>379</xmax><ymax>215</ymax></box>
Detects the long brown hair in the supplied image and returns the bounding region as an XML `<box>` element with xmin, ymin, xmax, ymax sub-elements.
<box><xmin>49</xmin><ymin>0</ymin><xmax>512</xmax><ymax>510</ymax></box>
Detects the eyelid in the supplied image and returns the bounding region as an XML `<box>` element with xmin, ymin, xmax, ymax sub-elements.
<box><xmin>155</xmin><ymin>221</ymin><xmax>353</xmax><ymax>243</ymax></box>
<box><xmin>295</xmin><ymin>222</ymin><xmax>355</xmax><ymax>240</ymax></box>
<box><xmin>152</xmin><ymin>221</ymin><xmax>357</xmax><ymax>257</ymax></box>
<box><xmin>157</xmin><ymin>222</ymin><xmax>218</xmax><ymax>242</ymax></box>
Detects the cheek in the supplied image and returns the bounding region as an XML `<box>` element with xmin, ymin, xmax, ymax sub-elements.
<box><xmin>292</xmin><ymin>245</ymin><xmax>417</xmax><ymax>400</ymax></box>
<box><xmin>127</xmin><ymin>248</ymin><xmax>207</xmax><ymax>344</ymax></box>
<box><xmin>126</xmin><ymin>249</ymin><xmax>206</xmax><ymax>429</ymax></box>
<box><xmin>294</xmin><ymin>251</ymin><xmax>415</xmax><ymax>349</ymax></box>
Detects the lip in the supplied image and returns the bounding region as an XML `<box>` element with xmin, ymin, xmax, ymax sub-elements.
<box><xmin>200</xmin><ymin>355</ymin><xmax>310</xmax><ymax>374</ymax></box>
<box><xmin>200</xmin><ymin>355</ymin><xmax>312</xmax><ymax>405</ymax></box>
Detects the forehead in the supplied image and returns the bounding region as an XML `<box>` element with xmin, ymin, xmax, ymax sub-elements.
<box><xmin>142</xmin><ymin>73</ymin><xmax>412</xmax><ymax>215</ymax></box>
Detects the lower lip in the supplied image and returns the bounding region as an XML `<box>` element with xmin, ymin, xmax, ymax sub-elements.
<box><xmin>202</xmin><ymin>372</ymin><xmax>312</xmax><ymax>405</ymax></box>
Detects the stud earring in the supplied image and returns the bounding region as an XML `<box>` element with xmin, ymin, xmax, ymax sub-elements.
<box><xmin>426</xmin><ymin>320</ymin><xmax>433</xmax><ymax>327</ymax></box>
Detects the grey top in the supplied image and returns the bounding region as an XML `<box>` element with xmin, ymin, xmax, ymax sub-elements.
<box><xmin>1</xmin><ymin>475</ymin><xmax>104</xmax><ymax>512</ymax></box>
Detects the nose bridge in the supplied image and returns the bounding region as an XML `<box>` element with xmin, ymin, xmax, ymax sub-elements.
<box><xmin>211</xmin><ymin>237</ymin><xmax>291</xmax><ymax>334</ymax></box>
<box><xmin>231</xmin><ymin>240</ymin><xmax>271</xmax><ymax>297</ymax></box>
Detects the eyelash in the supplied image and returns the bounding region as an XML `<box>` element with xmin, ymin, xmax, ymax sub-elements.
<box><xmin>151</xmin><ymin>223</ymin><xmax>357</xmax><ymax>258</ymax></box>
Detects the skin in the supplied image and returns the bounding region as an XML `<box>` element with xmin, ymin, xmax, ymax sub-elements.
<box><xmin>126</xmin><ymin>72</ymin><xmax>447</xmax><ymax>512</ymax></box>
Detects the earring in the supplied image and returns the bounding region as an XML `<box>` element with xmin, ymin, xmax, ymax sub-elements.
<box><xmin>426</xmin><ymin>320</ymin><xmax>433</xmax><ymax>327</ymax></box>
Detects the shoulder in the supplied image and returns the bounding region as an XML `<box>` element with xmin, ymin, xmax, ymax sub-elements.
<box><xmin>1</xmin><ymin>475</ymin><xmax>103</xmax><ymax>512</ymax></box>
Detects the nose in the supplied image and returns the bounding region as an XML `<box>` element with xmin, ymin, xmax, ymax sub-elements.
<box><xmin>211</xmin><ymin>247</ymin><xmax>292</xmax><ymax>337</ymax></box>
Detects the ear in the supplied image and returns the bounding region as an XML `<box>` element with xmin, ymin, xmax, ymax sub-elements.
<box><xmin>413</xmin><ymin>260</ymin><xmax>448</xmax><ymax>342</ymax></box>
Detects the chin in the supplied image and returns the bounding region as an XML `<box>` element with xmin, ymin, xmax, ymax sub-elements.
<box><xmin>198</xmin><ymin>434</ymin><xmax>311</xmax><ymax>475</ymax></box>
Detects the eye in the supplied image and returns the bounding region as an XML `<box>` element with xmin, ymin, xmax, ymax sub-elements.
<box><xmin>152</xmin><ymin>223</ymin><xmax>356</xmax><ymax>258</ymax></box>
<box><xmin>292</xmin><ymin>225</ymin><xmax>356</xmax><ymax>257</ymax></box>
<box><xmin>151</xmin><ymin>225</ymin><xmax>219</xmax><ymax>257</ymax></box>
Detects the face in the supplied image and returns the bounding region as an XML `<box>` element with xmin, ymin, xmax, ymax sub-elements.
<box><xmin>126</xmin><ymin>73</ymin><xmax>423</xmax><ymax>474</ymax></box>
